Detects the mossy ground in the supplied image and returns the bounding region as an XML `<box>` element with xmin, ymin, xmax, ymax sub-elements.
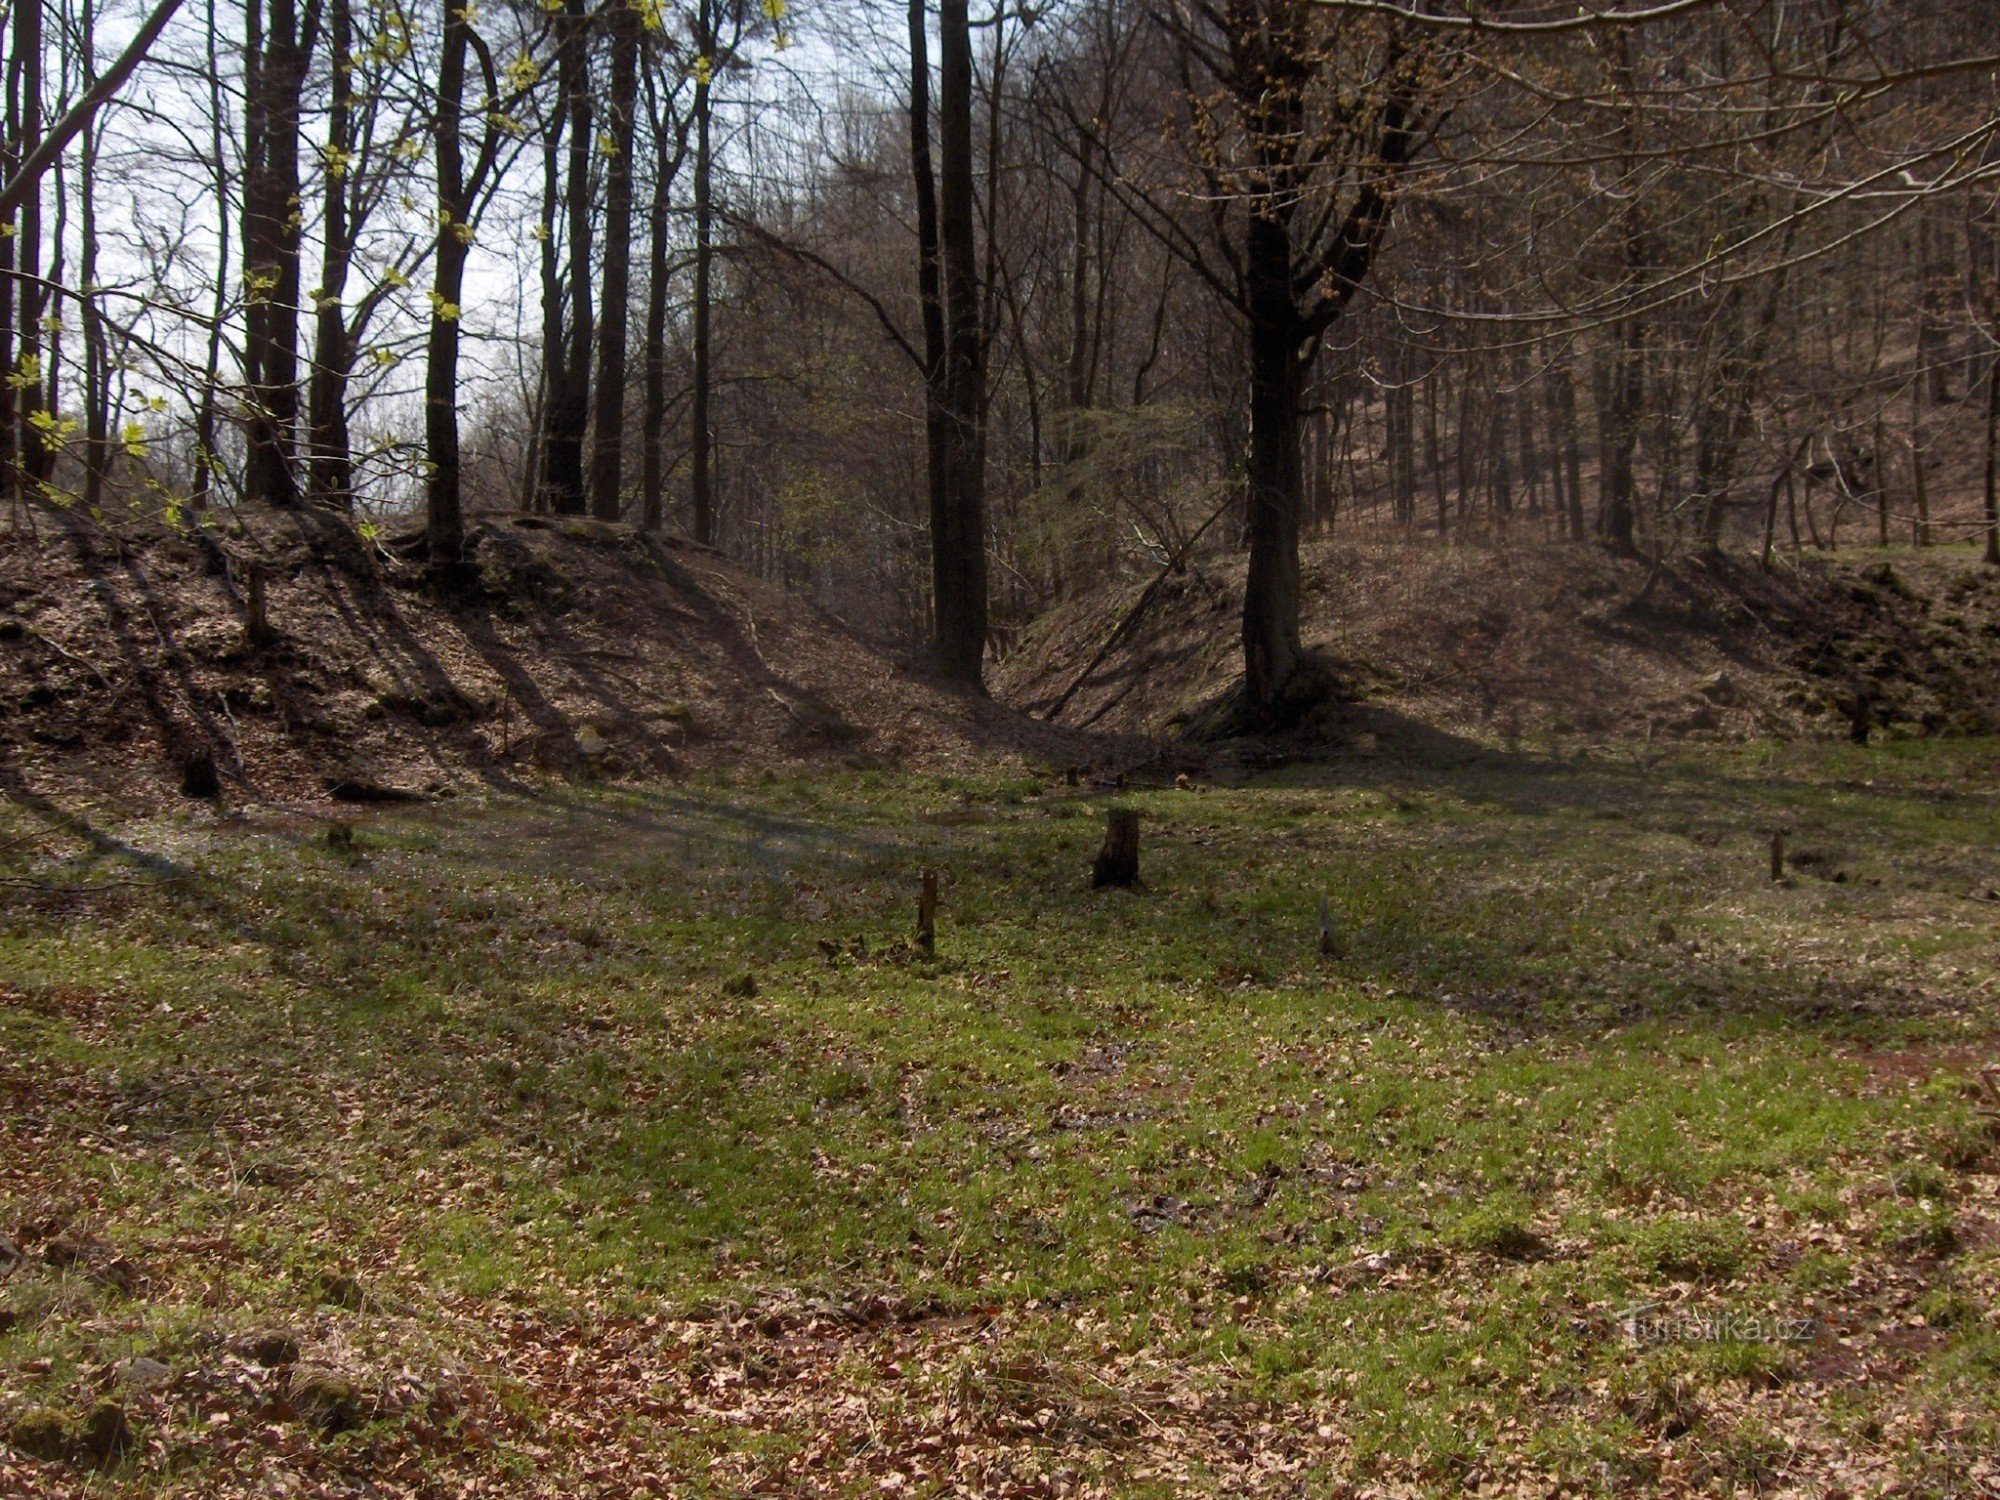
<box><xmin>3</xmin><ymin>735</ymin><xmax>1998</xmax><ymax>1496</ymax></box>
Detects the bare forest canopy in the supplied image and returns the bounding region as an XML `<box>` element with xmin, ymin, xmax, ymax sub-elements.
<box><xmin>2</xmin><ymin>0</ymin><xmax>1999</xmax><ymax>717</ymax></box>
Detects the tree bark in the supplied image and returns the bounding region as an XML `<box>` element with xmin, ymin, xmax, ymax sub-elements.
<box><xmin>14</xmin><ymin>0</ymin><xmax>52</xmax><ymax>495</ymax></box>
<box><xmin>589</xmin><ymin>0</ymin><xmax>641</xmax><ymax>522</ymax></box>
<box><xmin>639</xmin><ymin>65</ymin><xmax>688</xmax><ymax>532</ymax></box>
<box><xmin>539</xmin><ymin>0</ymin><xmax>592</xmax><ymax>517</ymax></box>
<box><xmin>242</xmin><ymin>0</ymin><xmax>311</xmax><ymax>509</ymax></box>
<box><xmin>1243</xmin><ymin>210</ymin><xmax>1305</xmax><ymax>706</ymax></box>
<box><xmin>691</xmin><ymin>0</ymin><xmax>715</xmax><ymax>543</ymax></box>
<box><xmin>934</xmin><ymin>0</ymin><xmax>989</xmax><ymax>685</ymax></box>
<box><xmin>425</xmin><ymin>0</ymin><xmax>470</xmax><ymax>566</ymax></box>
<box><xmin>909</xmin><ymin>0</ymin><xmax>951</xmax><ymax>646</ymax></box>
<box><xmin>307</xmin><ymin>0</ymin><xmax>354</xmax><ymax>508</ymax></box>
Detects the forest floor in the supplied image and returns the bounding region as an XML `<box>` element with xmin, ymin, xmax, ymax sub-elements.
<box><xmin>3</xmin><ymin>732</ymin><xmax>1998</xmax><ymax>1497</ymax></box>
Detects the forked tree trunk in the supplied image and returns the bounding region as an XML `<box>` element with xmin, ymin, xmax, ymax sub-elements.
<box><xmin>639</xmin><ymin>66</ymin><xmax>687</xmax><ymax>532</ymax></box>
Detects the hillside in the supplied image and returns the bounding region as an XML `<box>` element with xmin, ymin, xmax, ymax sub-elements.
<box><xmin>0</xmin><ymin>511</ymin><xmax>1078</xmax><ymax>810</ymax></box>
<box><xmin>995</xmin><ymin>537</ymin><xmax>2000</xmax><ymax>748</ymax></box>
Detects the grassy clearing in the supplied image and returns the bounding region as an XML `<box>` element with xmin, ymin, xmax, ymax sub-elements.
<box><xmin>2</xmin><ymin>736</ymin><xmax>1999</xmax><ymax>1496</ymax></box>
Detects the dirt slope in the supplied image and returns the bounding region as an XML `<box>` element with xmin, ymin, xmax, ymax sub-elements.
<box><xmin>0</xmin><ymin>510</ymin><xmax>1078</xmax><ymax>810</ymax></box>
<box><xmin>995</xmin><ymin>537</ymin><xmax>2000</xmax><ymax>746</ymax></box>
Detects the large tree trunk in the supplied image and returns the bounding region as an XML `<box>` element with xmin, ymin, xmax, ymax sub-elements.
<box><xmin>690</xmin><ymin>0</ymin><xmax>715</xmax><ymax>544</ymax></box>
<box><xmin>424</xmin><ymin>0</ymin><xmax>469</xmax><ymax>566</ymax></box>
<box><xmin>1242</xmin><ymin>212</ymin><xmax>1305</xmax><ymax>708</ymax></box>
<box><xmin>909</xmin><ymin>0</ymin><xmax>950</xmax><ymax>643</ymax></box>
<box><xmin>538</xmin><ymin>0</ymin><xmax>592</xmax><ymax>517</ymax></box>
<box><xmin>588</xmin><ymin>0</ymin><xmax>640</xmax><ymax>522</ymax></box>
<box><xmin>13</xmin><ymin>0</ymin><xmax>52</xmax><ymax>495</ymax></box>
<box><xmin>306</xmin><ymin>0</ymin><xmax>354</xmax><ymax>508</ymax></box>
<box><xmin>242</xmin><ymin>0</ymin><xmax>309</xmax><ymax>508</ymax></box>
<box><xmin>78</xmin><ymin>0</ymin><xmax>108</xmax><ymax>513</ymax></box>
<box><xmin>0</xmin><ymin>17</ymin><xmax>18</xmax><ymax>508</ymax></box>
<box><xmin>639</xmin><ymin>68</ymin><xmax>683</xmax><ymax>532</ymax></box>
<box><xmin>1601</xmin><ymin>316</ymin><xmax>1642</xmax><ymax>553</ymax></box>
<box><xmin>932</xmin><ymin>0</ymin><xmax>988</xmax><ymax>685</ymax></box>
<box><xmin>191</xmin><ymin>0</ymin><xmax>229</xmax><ymax>511</ymax></box>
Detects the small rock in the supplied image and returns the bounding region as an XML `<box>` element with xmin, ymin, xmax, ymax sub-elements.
<box><xmin>7</xmin><ymin>1407</ymin><xmax>69</xmax><ymax>1461</ymax></box>
<box><xmin>576</xmin><ymin>725</ymin><xmax>608</xmax><ymax>760</ymax></box>
<box><xmin>115</xmin><ymin>1357</ymin><xmax>172</xmax><ymax>1394</ymax></box>
<box><xmin>179</xmin><ymin>747</ymin><xmax>221</xmax><ymax>800</ymax></box>
<box><xmin>0</xmin><ymin>1230</ymin><xmax>19</xmax><ymax>1275</ymax></box>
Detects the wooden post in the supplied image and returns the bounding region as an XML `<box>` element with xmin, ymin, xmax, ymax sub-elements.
<box><xmin>1091</xmin><ymin>807</ymin><xmax>1140</xmax><ymax>888</ymax></box>
<box><xmin>1318</xmin><ymin>893</ymin><xmax>1342</xmax><ymax>958</ymax></box>
<box><xmin>1770</xmin><ymin>831</ymin><xmax>1785</xmax><ymax>883</ymax></box>
<box><xmin>1847</xmin><ymin>689</ymin><xmax>1872</xmax><ymax>746</ymax></box>
<box><xmin>246</xmin><ymin>563</ymin><xmax>274</xmax><ymax>648</ymax></box>
<box><xmin>917</xmin><ymin>867</ymin><xmax>938</xmax><ymax>957</ymax></box>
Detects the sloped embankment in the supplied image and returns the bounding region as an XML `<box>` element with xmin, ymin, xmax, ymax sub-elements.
<box><xmin>994</xmin><ymin>539</ymin><xmax>2000</xmax><ymax>744</ymax></box>
<box><xmin>0</xmin><ymin>510</ymin><xmax>1074</xmax><ymax>808</ymax></box>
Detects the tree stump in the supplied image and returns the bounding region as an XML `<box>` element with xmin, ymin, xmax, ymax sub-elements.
<box><xmin>180</xmin><ymin>747</ymin><xmax>220</xmax><ymax>800</ymax></box>
<box><xmin>917</xmin><ymin>867</ymin><xmax>938</xmax><ymax>957</ymax></box>
<box><xmin>1318</xmin><ymin>893</ymin><xmax>1343</xmax><ymax>958</ymax></box>
<box><xmin>1091</xmin><ymin>808</ymin><xmax>1140</xmax><ymax>888</ymax></box>
<box><xmin>1847</xmin><ymin>690</ymin><xmax>1873</xmax><ymax>746</ymax></box>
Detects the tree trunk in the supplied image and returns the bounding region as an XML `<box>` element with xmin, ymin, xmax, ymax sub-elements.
<box><xmin>538</xmin><ymin>0</ymin><xmax>592</xmax><ymax>517</ymax></box>
<box><xmin>909</xmin><ymin>0</ymin><xmax>951</xmax><ymax>644</ymax></box>
<box><xmin>929</xmin><ymin>0</ymin><xmax>988</xmax><ymax>685</ymax></box>
<box><xmin>690</xmin><ymin>0</ymin><xmax>716</xmax><ymax>544</ymax></box>
<box><xmin>79</xmin><ymin>4</ymin><xmax>109</xmax><ymax>514</ymax></box>
<box><xmin>639</xmin><ymin>68</ymin><xmax>683</xmax><ymax>532</ymax></box>
<box><xmin>14</xmin><ymin>0</ymin><xmax>52</xmax><ymax>495</ymax></box>
<box><xmin>242</xmin><ymin>0</ymin><xmax>308</xmax><ymax>508</ymax></box>
<box><xmin>1386</xmin><ymin>339</ymin><xmax>1415</xmax><ymax>526</ymax></box>
<box><xmin>425</xmin><ymin>0</ymin><xmax>469</xmax><ymax>567</ymax></box>
<box><xmin>0</xmin><ymin>20</ymin><xmax>17</xmax><ymax>508</ymax></box>
<box><xmin>1985</xmin><ymin>336</ymin><xmax>2000</xmax><ymax>566</ymax></box>
<box><xmin>307</xmin><ymin>0</ymin><xmax>354</xmax><ymax>508</ymax></box>
<box><xmin>191</xmin><ymin>0</ymin><xmax>229</xmax><ymax>512</ymax></box>
<box><xmin>1242</xmin><ymin>211</ymin><xmax>1305</xmax><ymax>709</ymax></box>
<box><xmin>588</xmin><ymin>0</ymin><xmax>640</xmax><ymax>522</ymax></box>
<box><xmin>1602</xmin><ymin>317</ymin><xmax>1642</xmax><ymax>554</ymax></box>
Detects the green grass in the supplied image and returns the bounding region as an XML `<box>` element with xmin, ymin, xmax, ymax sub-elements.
<box><xmin>2</xmin><ymin>736</ymin><xmax>1998</xmax><ymax>1495</ymax></box>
